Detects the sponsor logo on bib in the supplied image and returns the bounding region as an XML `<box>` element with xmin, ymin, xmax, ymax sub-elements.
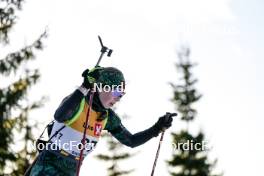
<box><xmin>94</xmin><ymin>123</ymin><xmax>102</xmax><ymax>136</ymax></box>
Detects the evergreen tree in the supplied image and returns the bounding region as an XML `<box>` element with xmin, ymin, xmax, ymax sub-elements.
<box><xmin>167</xmin><ymin>46</ymin><xmax>221</xmax><ymax>176</ymax></box>
<box><xmin>96</xmin><ymin>115</ymin><xmax>135</xmax><ymax>176</ymax></box>
<box><xmin>0</xmin><ymin>0</ymin><xmax>47</xmax><ymax>175</ymax></box>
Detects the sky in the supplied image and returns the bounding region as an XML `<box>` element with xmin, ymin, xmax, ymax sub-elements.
<box><xmin>2</xmin><ymin>0</ymin><xmax>264</xmax><ymax>175</ymax></box>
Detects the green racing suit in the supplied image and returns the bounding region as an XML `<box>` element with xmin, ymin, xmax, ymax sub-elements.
<box><xmin>29</xmin><ymin>89</ymin><xmax>161</xmax><ymax>176</ymax></box>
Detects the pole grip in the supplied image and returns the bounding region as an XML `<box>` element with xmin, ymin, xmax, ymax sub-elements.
<box><xmin>162</xmin><ymin>112</ymin><xmax>170</xmax><ymax>131</ymax></box>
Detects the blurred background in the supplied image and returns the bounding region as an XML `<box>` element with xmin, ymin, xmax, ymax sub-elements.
<box><xmin>1</xmin><ymin>0</ymin><xmax>263</xmax><ymax>175</ymax></box>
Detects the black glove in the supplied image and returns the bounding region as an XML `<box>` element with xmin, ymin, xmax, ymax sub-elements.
<box><xmin>81</xmin><ymin>67</ymin><xmax>103</xmax><ymax>89</ymax></box>
<box><xmin>81</xmin><ymin>69</ymin><xmax>91</xmax><ymax>89</ymax></box>
<box><xmin>154</xmin><ymin>112</ymin><xmax>177</xmax><ymax>132</ymax></box>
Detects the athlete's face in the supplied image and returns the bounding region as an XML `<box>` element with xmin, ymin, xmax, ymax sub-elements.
<box><xmin>99</xmin><ymin>89</ymin><xmax>125</xmax><ymax>109</ymax></box>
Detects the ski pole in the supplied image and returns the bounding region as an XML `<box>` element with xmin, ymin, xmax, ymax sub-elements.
<box><xmin>150</xmin><ymin>112</ymin><xmax>177</xmax><ymax>176</ymax></box>
<box><xmin>150</xmin><ymin>131</ymin><xmax>165</xmax><ymax>176</ymax></box>
<box><xmin>96</xmin><ymin>36</ymin><xmax>113</xmax><ymax>66</ymax></box>
<box><xmin>76</xmin><ymin>91</ymin><xmax>94</xmax><ymax>176</ymax></box>
<box><xmin>76</xmin><ymin>36</ymin><xmax>113</xmax><ymax>176</ymax></box>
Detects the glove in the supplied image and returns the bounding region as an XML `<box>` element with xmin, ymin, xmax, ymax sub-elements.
<box><xmin>81</xmin><ymin>67</ymin><xmax>103</xmax><ymax>89</ymax></box>
<box><xmin>82</xmin><ymin>69</ymin><xmax>90</xmax><ymax>89</ymax></box>
<box><xmin>154</xmin><ymin>112</ymin><xmax>177</xmax><ymax>132</ymax></box>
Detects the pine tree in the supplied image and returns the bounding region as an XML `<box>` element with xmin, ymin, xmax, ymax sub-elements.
<box><xmin>96</xmin><ymin>115</ymin><xmax>135</xmax><ymax>176</ymax></box>
<box><xmin>0</xmin><ymin>0</ymin><xmax>47</xmax><ymax>175</ymax></box>
<box><xmin>167</xmin><ymin>46</ymin><xmax>221</xmax><ymax>176</ymax></box>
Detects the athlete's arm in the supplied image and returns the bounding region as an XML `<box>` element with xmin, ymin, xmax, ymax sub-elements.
<box><xmin>105</xmin><ymin>110</ymin><xmax>175</xmax><ymax>148</ymax></box>
<box><xmin>54</xmin><ymin>88</ymin><xmax>86</xmax><ymax>122</ymax></box>
<box><xmin>109</xmin><ymin>123</ymin><xmax>160</xmax><ymax>148</ymax></box>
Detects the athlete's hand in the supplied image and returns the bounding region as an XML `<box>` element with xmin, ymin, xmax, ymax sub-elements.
<box><xmin>82</xmin><ymin>69</ymin><xmax>91</xmax><ymax>89</ymax></box>
<box><xmin>154</xmin><ymin>112</ymin><xmax>177</xmax><ymax>131</ymax></box>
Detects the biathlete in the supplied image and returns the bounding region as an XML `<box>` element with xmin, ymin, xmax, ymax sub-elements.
<box><xmin>28</xmin><ymin>66</ymin><xmax>176</xmax><ymax>176</ymax></box>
